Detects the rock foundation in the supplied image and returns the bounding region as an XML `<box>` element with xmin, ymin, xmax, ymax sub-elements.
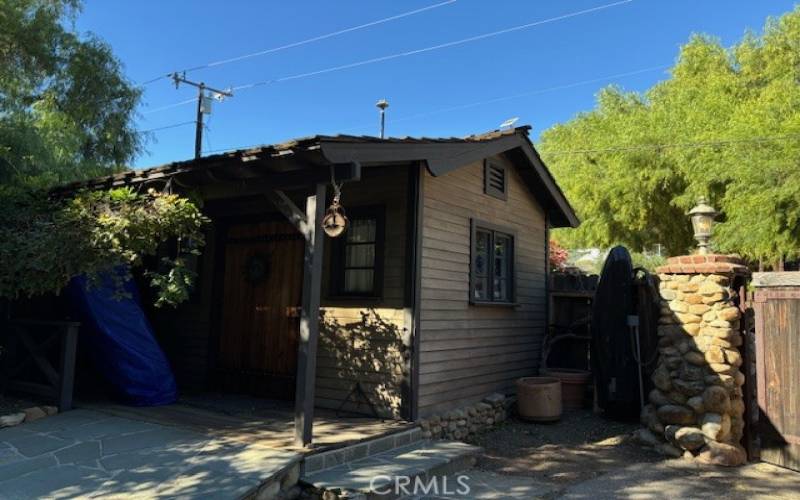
<box><xmin>419</xmin><ymin>393</ymin><xmax>510</xmax><ymax>440</ymax></box>
<box><xmin>636</xmin><ymin>254</ymin><xmax>749</xmax><ymax>466</ymax></box>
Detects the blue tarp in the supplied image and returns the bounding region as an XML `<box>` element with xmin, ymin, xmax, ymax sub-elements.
<box><xmin>68</xmin><ymin>270</ymin><xmax>177</xmax><ymax>406</ymax></box>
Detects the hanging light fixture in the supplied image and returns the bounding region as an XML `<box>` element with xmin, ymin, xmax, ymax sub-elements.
<box><xmin>323</xmin><ymin>170</ymin><xmax>348</xmax><ymax>238</ymax></box>
<box><xmin>688</xmin><ymin>197</ymin><xmax>718</xmax><ymax>255</ymax></box>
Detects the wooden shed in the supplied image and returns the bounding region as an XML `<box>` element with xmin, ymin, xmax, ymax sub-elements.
<box><xmin>62</xmin><ymin>125</ymin><xmax>578</xmax><ymax>445</ymax></box>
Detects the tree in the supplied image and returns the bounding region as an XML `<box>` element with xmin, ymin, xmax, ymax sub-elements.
<box><xmin>0</xmin><ymin>1</ymin><xmax>206</xmax><ymax>306</ymax></box>
<box><xmin>539</xmin><ymin>7</ymin><xmax>800</xmax><ymax>264</ymax></box>
<box><xmin>0</xmin><ymin>0</ymin><xmax>141</xmax><ymax>186</ymax></box>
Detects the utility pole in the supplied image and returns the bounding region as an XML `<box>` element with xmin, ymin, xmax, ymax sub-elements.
<box><xmin>376</xmin><ymin>99</ymin><xmax>389</xmax><ymax>139</ymax></box>
<box><xmin>170</xmin><ymin>72</ymin><xmax>233</xmax><ymax>159</ymax></box>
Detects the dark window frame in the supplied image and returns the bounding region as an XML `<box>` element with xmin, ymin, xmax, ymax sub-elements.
<box><xmin>330</xmin><ymin>205</ymin><xmax>386</xmax><ymax>299</ymax></box>
<box><xmin>469</xmin><ymin>218</ymin><xmax>516</xmax><ymax>305</ymax></box>
<box><xmin>484</xmin><ymin>160</ymin><xmax>508</xmax><ymax>200</ymax></box>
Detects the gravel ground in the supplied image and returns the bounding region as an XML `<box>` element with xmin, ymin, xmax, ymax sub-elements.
<box><xmin>468</xmin><ymin>410</ymin><xmax>661</xmax><ymax>485</ymax></box>
<box><xmin>463</xmin><ymin>409</ymin><xmax>800</xmax><ymax>499</ymax></box>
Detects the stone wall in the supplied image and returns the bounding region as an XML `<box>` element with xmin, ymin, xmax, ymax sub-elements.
<box><xmin>635</xmin><ymin>254</ymin><xmax>749</xmax><ymax>466</ymax></box>
<box><xmin>419</xmin><ymin>393</ymin><xmax>510</xmax><ymax>441</ymax></box>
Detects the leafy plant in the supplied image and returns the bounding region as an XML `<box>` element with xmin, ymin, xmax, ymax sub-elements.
<box><xmin>0</xmin><ymin>187</ymin><xmax>208</xmax><ymax>307</ymax></box>
<box><xmin>540</xmin><ymin>7</ymin><xmax>800</xmax><ymax>264</ymax></box>
<box><xmin>549</xmin><ymin>239</ymin><xmax>569</xmax><ymax>270</ymax></box>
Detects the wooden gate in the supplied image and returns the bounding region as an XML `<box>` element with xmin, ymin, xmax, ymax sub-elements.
<box><xmin>753</xmin><ymin>272</ymin><xmax>800</xmax><ymax>472</ymax></box>
<box><xmin>216</xmin><ymin>220</ymin><xmax>305</xmax><ymax>400</ymax></box>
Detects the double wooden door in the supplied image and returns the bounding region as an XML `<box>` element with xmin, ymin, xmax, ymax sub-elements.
<box><xmin>217</xmin><ymin>220</ymin><xmax>304</xmax><ymax>400</ymax></box>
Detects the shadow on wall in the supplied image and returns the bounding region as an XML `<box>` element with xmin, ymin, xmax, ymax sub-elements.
<box><xmin>319</xmin><ymin>308</ymin><xmax>406</xmax><ymax>419</ymax></box>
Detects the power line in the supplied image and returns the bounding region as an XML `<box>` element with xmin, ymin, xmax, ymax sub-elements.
<box><xmin>140</xmin><ymin>121</ymin><xmax>196</xmax><ymax>133</ymax></box>
<box><xmin>199</xmin><ymin>63</ymin><xmax>666</xmax><ymax>153</ymax></box>
<box><xmin>336</xmin><ymin>65</ymin><xmax>669</xmax><ymax>133</ymax></box>
<box><xmin>142</xmin><ymin>98</ymin><xmax>197</xmax><ymax>115</ymax></box>
<box><xmin>135</xmin><ymin>0</ymin><xmax>457</xmax><ymax>86</ymax></box>
<box><xmin>147</xmin><ymin>0</ymin><xmax>636</xmax><ymax>113</ymax></box>
<box><xmin>541</xmin><ymin>134</ymin><xmax>800</xmax><ymax>156</ymax></box>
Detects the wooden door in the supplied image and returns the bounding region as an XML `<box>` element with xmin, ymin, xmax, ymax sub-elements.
<box><xmin>755</xmin><ymin>286</ymin><xmax>800</xmax><ymax>472</ymax></box>
<box><xmin>217</xmin><ymin>220</ymin><xmax>305</xmax><ymax>399</ymax></box>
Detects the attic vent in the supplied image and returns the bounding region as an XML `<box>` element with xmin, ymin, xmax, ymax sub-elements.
<box><xmin>484</xmin><ymin>161</ymin><xmax>507</xmax><ymax>200</ymax></box>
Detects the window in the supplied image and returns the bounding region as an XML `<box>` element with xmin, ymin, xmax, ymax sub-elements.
<box><xmin>484</xmin><ymin>160</ymin><xmax>507</xmax><ymax>200</ymax></box>
<box><xmin>470</xmin><ymin>220</ymin><xmax>515</xmax><ymax>304</ymax></box>
<box><xmin>331</xmin><ymin>207</ymin><xmax>385</xmax><ymax>297</ymax></box>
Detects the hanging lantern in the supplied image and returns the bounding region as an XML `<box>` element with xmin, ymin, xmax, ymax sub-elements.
<box><xmin>323</xmin><ymin>197</ymin><xmax>348</xmax><ymax>238</ymax></box>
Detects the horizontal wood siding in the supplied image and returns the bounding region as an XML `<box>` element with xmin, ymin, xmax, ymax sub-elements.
<box><xmin>315</xmin><ymin>166</ymin><xmax>409</xmax><ymax>418</ymax></box>
<box><xmin>418</xmin><ymin>154</ymin><xmax>547</xmax><ymax>416</ymax></box>
<box><xmin>149</xmin><ymin>224</ymin><xmax>218</xmax><ymax>392</ymax></box>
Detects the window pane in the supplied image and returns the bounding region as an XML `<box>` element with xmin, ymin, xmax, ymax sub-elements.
<box><xmin>344</xmin><ymin>269</ymin><xmax>374</xmax><ymax>293</ymax></box>
<box><xmin>346</xmin><ymin>244</ymin><xmax>375</xmax><ymax>268</ymax></box>
<box><xmin>348</xmin><ymin>219</ymin><xmax>376</xmax><ymax>243</ymax></box>
<box><xmin>474</xmin><ymin>230</ymin><xmax>490</xmax><ymax>276</ymax></box>
<box><xmin>473</xmin><ymin>276</ymin><xmax>488</xmax><ymax>300</ymax></box>
<box><xmin>493</xmin><ymin>235</ymin><xmax>512</xmax><ymax>301</ymax></box>
<box><xmin>494</xmin><ymin>235</ymin><xmax>509</xmax><ymax>279</ymax></box>
<box><xmin>493</xmin><ymin>278</ymin><xmax>508</xmax><ymax>301</ymax></box>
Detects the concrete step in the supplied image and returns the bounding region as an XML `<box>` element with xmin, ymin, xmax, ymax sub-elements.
<box><xmin>300</xmin><ymin>440</ymin><xmax>481</xmax><ymax>500</ymax></box>
<box><xmin>302</xmin><ymin>427</ymin><xmax>424</xmax><ymax>476</ymax></box>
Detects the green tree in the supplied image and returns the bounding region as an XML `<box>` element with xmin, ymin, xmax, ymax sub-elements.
<box><xmin>0</xmin><ymin>1</ymin><xmax>207</xmax><ymax>306</ymax></box>
<box><xmin>1</xmin><ymin>0</ymin><xmax>141</xmax><ymax>186</ymax></box>
<box><xmin>539</xmin><ymin>7</ymin><xmax>800</xmax><ymax>264</ymax></box>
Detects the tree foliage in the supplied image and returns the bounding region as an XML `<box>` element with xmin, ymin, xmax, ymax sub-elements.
<box><xmin>0</xmin><ymin>187</ymin><xmax>208</xmax><ymax>307</ymax></box>
<box><xmin>1</xmin><ymin>0</ymin><xmax>142</xmax><ymax>186</ymax></box>
<box><xmin>0</xmin><ymin>1</ymin><xmax>207</xmax><ymax>306</ymax></box>
<box><xmin>539</xmin><ymin>8</ymin><xmax>800</xmax><ymax>263</ymax></box>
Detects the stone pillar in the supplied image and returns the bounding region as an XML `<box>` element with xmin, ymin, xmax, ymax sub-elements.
<box><xmin>636</xmin><ymin>254</ymin><xmax>749</xmax><ymax>466</ymax></box>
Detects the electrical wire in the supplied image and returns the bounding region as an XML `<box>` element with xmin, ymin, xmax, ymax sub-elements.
<box><xmin>199</xmin><ymin>62</ymin><xmax>665</xmax><ymax>153</ymax></box>
<box><xmin>147</xmin><ymin>0</ymin><xmax>636</xmax><ymax>113</ymax></box>
<box><xmin>541</xmin><ymin>134</ymin><xmax>800</xmax><ymax>156</ymax></box>
<box><xmin>135</xmin><ymin>0</ymin><xmax>457</xmax><ymax>86</ymax></box>
<box><xmin>140</xmin><ymin>121</ymin><xmax>196</xmax><ymax>133</ymax></box>
<box><xmin>142</xmin><ymin>98</ymin><xmax>197</xmax><ymax>115</ymax></box>
<box><xmin>336</xmin><ymin>65</ymin><xmax>669</xmax><ymax>133</ymax></box>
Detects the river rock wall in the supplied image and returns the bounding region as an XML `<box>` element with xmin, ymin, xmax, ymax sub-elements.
<box><xmin>635</xmin><ymin>254</ymin><xmax>749</xmax><ymax>466</ymax></box>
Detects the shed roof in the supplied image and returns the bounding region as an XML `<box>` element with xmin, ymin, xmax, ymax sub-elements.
<box><xmin>57</xmin><ymin>126</ymin><xmax>578</xmax><ymax>227</ymax></box>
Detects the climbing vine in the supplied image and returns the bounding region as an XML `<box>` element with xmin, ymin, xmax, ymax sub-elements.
<box><xmin>0</xmin><ymin>186</ymin><xmax>208</xmax><ymax>307</ymax></box>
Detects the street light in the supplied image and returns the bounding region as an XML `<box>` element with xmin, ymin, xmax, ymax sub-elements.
<box><xmin>689</xmin><ymin>198</ymin><xmax>718</xmax><ymax>255</ymax></box>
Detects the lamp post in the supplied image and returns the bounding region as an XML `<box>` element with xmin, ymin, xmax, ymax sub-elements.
<box><xmin>689</xmin><ymin>198</ymin><xmax>718</xmax><ymax>255</ymax></box>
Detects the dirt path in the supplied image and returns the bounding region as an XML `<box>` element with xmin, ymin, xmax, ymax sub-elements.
<box><xmin>469</xmin><ymin>410</ymin><xmax>658</xmax><ymax>486</ymax></box>
<box><xmin>463</xmin><ymin>410</ymin><xmax>800</xmax><ymax>499</ymax></box>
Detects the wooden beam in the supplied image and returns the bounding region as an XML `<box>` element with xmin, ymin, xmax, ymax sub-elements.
<box><xmin>265</xmin><ymin>190</ymin><xmax>310</xmax><ymax>237</ymax></box>
<box><xmin>403</xmin><ymin>163</ymin><xmax>425</xmax><ymax>422</ymax></box>
<box><xmin>294</xmin><ymin>183</ymin><xmax>326</xmax><ymax>447</ymax></box>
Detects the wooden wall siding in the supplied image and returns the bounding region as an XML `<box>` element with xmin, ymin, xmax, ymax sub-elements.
<box><xmin>316</xmin><ymin>307</ymin><xmax>405</xmax><ymax>418</ymax></box>
<box><xmin>150</xmin><ymin>224</ymin><xmax>219</xmax><ymax>392</ymax></box>
<box><xmin>315</xmin><ymin>166</ymin><xmax>410</xmax><ymax>418</ymax></box>
<box><xmin>418</xmin><ymin>154</ymin><xmax>547</xmax><ymax>416</ymax></box>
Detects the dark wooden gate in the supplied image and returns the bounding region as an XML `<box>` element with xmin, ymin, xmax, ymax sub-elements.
<box><xmin>216</xmin><ymin>220</ymin><xmax>305</xmax><ymax>400</ymax></box>
<box><xmin>753</xmin><ymin>272</ymin><xmax>800</xmax><ymax>471</ymax></box>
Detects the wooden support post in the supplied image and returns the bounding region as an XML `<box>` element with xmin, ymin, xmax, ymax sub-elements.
<box><xmin>294</xmin><ymin>183</ymin><xmax>326</xmax><ymax>447</ymax></box>
<box><xmin>58</xmin><ymin>324</ymin><xmax>79</xmax><ymax>411</ymax></box>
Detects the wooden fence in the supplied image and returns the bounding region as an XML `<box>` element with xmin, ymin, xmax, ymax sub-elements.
<box><xmin>752</xmin><ymin>272</ymin><xmax>800</xmax><ymax>472</ymax></box>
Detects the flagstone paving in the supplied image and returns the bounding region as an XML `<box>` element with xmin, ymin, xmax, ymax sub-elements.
<box><xmin>0</xmin><ymin>409</ymin><xmax>301</xmax><ymax>499</ymax></box>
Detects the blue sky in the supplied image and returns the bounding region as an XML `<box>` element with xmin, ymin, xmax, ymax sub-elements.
<box><xmin>75</xmin><ymin>0</ymin><xmax>798</xmax><ymax>168</ymax></box>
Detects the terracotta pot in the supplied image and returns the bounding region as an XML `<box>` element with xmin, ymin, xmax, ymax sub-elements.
<box><xmin>516</xmin><ymin>377</ymin><xmax>562</xmax><ymax>422</ymax></box>
<box><xmin>542</xmin><ymin>368</ymin><xmax>592</xmax><ymax>410</ymax></box>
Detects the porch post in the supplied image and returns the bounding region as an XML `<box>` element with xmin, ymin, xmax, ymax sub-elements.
<box><xmin>294</xmin><ymin>183</ymin><xmax>326</xmax><ymax>447</ymax></box>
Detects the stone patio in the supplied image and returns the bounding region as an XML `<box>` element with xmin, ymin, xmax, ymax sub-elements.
<box><xmin>0</xmin><ymin>409</ymin><xmax>301</xmax><ymax>499</ymax></box>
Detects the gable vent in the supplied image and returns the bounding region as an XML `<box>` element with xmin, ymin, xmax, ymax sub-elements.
<box><xmin>484</xmin><ymin>161</ymin><xmax>507</xmax><ymax>200</ymax></box>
